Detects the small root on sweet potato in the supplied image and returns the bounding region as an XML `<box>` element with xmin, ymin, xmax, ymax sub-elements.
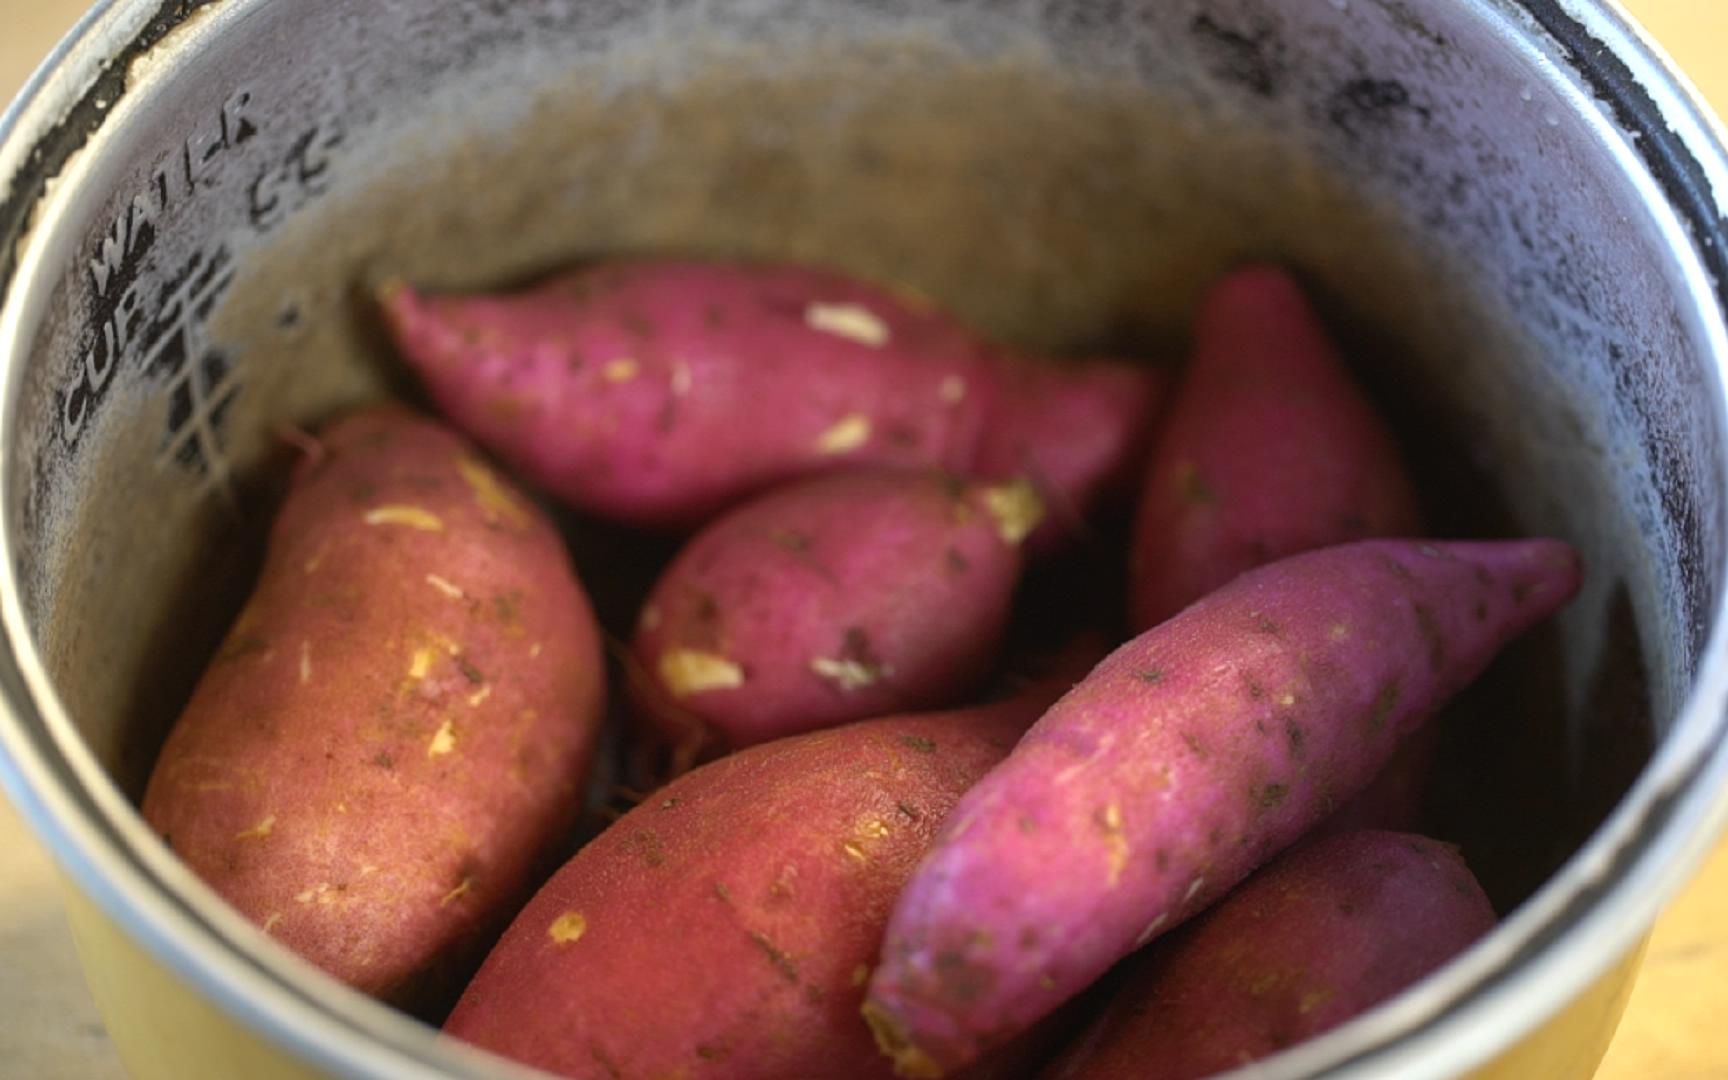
<box><xmin>862</xmin><ymin>1003</ymin><xmax>943</xmax><ymax>1080</ymax></box>
<box><xmin>815</xmin><ymin>413</ymin><xmax>874</xmax><ymax>455</ymax></box>
<box><xmin>364</xmin><ymin>505</ymin><xmax>445</xmax><ymax>532</ymax></box>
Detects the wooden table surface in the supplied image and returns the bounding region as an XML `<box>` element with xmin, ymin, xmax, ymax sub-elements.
<box><xmin>1</xmin><ymin>2</ymin><xmax>1725</xmax><ymax>1078</ymax></box>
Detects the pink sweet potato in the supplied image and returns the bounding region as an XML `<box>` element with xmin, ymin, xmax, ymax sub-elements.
<box><xmin>1043</xmin><ymin>831</ymin><xmax>1495</xmax><ymax>1080</ymax></box>
<box><xmin>142</xmin><ymin>406</ymin><xmax>605</xmax><ymax>1010</ymax></box>
<box><xmin>1129</xmin><ymin>265</ymin><xmax>1421</xmax><ymax>631</ymax></box>
<box><xmin>863</xmin><ymin>538</ymin><xmax>1581</xmax><ymax>1075</ymax></box>
<box><xmin>380</xmin><ymin>260</ymin><xmax>1161</xmax><ymax>533</ymax></box>
<box><xmin>443</xmin><ymin>677</ymin><xmax>1080</xmax><ymax>1080</ymax></box>
<box><xmin>632</xmin><ymin>468</ymin><xmax>1045</xmax><ymax>751</ymax></box>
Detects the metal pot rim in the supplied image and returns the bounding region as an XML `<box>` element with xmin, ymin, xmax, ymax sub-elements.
<box><xmin>2</xmin><ymin>2</ymin><xmax>1727</xmax><ymax>1078</ymax></box>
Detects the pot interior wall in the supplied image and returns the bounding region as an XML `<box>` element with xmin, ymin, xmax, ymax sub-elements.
<box><xmin>6</xmin><ymin>0</ymin><xmax>1721</xmax><ymax>915</ymax></box>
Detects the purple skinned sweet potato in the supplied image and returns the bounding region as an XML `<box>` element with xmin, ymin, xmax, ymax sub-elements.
<box><xmin>380</xmin><ymin>260</ymin><xmax>1160</xmax><ymax>534</ymax></box>
<box><xmin>863</xmin><ymin>538</ymin><xmax>1581</xmax><ymax>1075</ymax></box>
<box><xmin>442</xmin><ymin>668</ymin><xmax>1090</xmax><ymax>1080</ymax></box>
<box><xmin>142</xmin><ymin>406</ymin><xmax>605</xmax><ymax>1012</ymax></box>
<box><xmin>1041</xmin><ymin>831</ymin><xmax>1495</xmax><ymax>1080</ymax></box>
<box><xmin>1129</xmin><ymin>265</ymin><xmax>1422</xmax><ymax>631</ymax></box>
<box><xmin>631</xmin><ymin>468</ymin><xmax>1044</xmax><ymax>753</ymax></box>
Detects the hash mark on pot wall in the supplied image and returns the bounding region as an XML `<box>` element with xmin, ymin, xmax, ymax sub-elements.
<box><xmin>1189</xmin><ymin>14</ymin><xmax>1285</xmax><ymax>98</ymax></box>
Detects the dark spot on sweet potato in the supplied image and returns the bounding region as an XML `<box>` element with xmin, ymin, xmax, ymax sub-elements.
<box><xmin>886</xmin><ymin>423</ymin><xmax>922</xmax><ymax>448</ymax></box>
<box><xmin>1338</xmin><ymin>900</ymin><xmax>1359</xmax><ymax>917</ymax></box>
<box><xmin>348</xmin><ymin>480</ymin><xmax>378</xmax><ymax>503</ymax></box>
<box><xmin>1020</xmin><ymin>927</ymin><xmax>1041</xmax><ymax>950</ymax></box>
<box><xmin>1513</xmin><ymin>581</ymin><xmax>1532</xmax><ymax>605</ymax></box>
<box><xmin>1253</xmin><ymin>783</ymin><xmax>1289</xmax><ymax>810</ymax></box>
<box><xmin>1474</xmin><ymin>565</ymin><xmax>1494</xmax><ymax>587</ymax></box>
<box><xmin>940</xmin><ymin>473</ymin><xmax>970</xmax><ymax>504</ymax></box>
<box><xmin>1176</xmin><ymin>463</ymin><xmax>1217</xmax><ymax>505</ymax></box>
<box><xmin>804</xmin><ymin>984</ymin><xmax>827</xmax><ymax>1006</ymax></box>
<box><xmin>563</xmin><ymin>350</ymin><xmax>585</xmax><ymax>372</ymax></box>
<box><xmin>371</xmin><ymin>751</ymin><xmax>395</xmax><ymax>770</ymax></box>
<box><xmin>712</xmin><ymin>882</ymin><xmax>735</xmax><ymax>906</ymax></box>
<box><xmin>1381</xmin><ymin>556</ymin><xmax>1414</xmax><ymax>581</ymax></box>
<box><xmin>896</xmin><ymin>800</ymin><xmax>923</xmax><ymax>822</ymax></box>
<box><xmin>492</xmin><ymin>591</ymin><xmax>523</xmax><ymax>625</ymax></box>
<box><xmin>1137</xmin><ymin>668</ymin><xmax>1165</xmax><ymax>685</ymax></box>
<box><xmin>1254</xmin><ymin>717</ymin><xmax>1269</xmax><ymax>736</ymax></box>
<box><xmin>946</xmin><ymin>547</ymin><xmax>970</xmax><ymax>575</ymax></box>
<box><xmin>1413</xmin><ymin>603</ymin><xmax>1446</xmax><ymax>672</ymax></box>
<box><xmin>1285</xmin><ymin>720</ymin><xmax>1306</xmax><ymax>757</ymax></box>
<box><xmin>1208</xmin><ymin>826</ymin><xmax>1226</xmax><ymax>848</ymax></box>
<box><xmin>1154</xmin><ymin>849</ymin><xmax>1172</xmax><ymax>872</ymax></box>
<box><xmin>836</xmin><ymin>627</ymin><xmax>888</xmax><ymax>680</ymax></box>
<box><xmin>631</xmin><ymin>831</ymin><xmax>667</xmax><ymax>868</ymax></box>
<box><xmin>693</xmin><ymin>591</ymin><xmax>721</xmax><ymax>624</ymax></box>
<box><xmin>1474</xmin><ymin>600</ymin><xmax>1489</xmax><ymax>622</ymax></box>
<box><xmin>1243</xmin><ymin>675</ymin><xmax>1266</xmax><ymax>700</ymax></box>
<box><xmin>621</xmin><ymin>312</ymin><xmax>654</xmax><ymax>338</ymax></box>
<box><xmin>1182</xmin><ymin>732</ymin><xmax>1208</xmax><ymax>759</ymax></box>
<box><xmin>774</xmin><ymin>530</ymin><xmax>813</xmax><ymax>553</ymax></box>
<box><xmin>1370</xmin><ymin>680</ymin><xmax>1401</xmax><ymax>733</ymax></box>
<box><xmin>696</xmin><ymin>1042</ymin><xmax>731</xmax><ymax>1062</ymax></box>
<box><xmin>1017</xmin><ymin>815</ymin><xmax>1038</xmax><ymax>834</ymax></box>
<box><xmin>934</xmin><ymin>950</ymin><xmax>996</xmax><ymax>1004</ymax></box>
<box><xmin>901</xmin><ymin>735</ymin><xmax>937</xmax><ymax>754</ymax></box>
<box><xmin>703</xmin><ymin>305</ymin><xmax>726</xmax><ymax>329</ymax></box>
<box><xmin>589</xmin><ymin>1044</ymin><xmax>625</xmax><ymax>1080</ymax></box>
<box><xmin>455</xmin><ymin>657</ymin><xmax>484</xmax><ymax>684</ymax></box>
<box><xmin>1254</xmin><ymin>615</ymin><xmax>1280</xmax><ymax>635</ymax></box>
<box><xmin>750</xmin><ymin>932</ymin><xmax>800</xmax><ymax>984</ymax></box>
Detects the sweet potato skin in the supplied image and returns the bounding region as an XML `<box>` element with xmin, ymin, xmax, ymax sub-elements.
<box><xmin>141</xmin><ymin>406</ymin><xmax>605</xmax><ymax>1010</ymax></box>
<box><xmin>632</xmin><ymin>469</ymin><xmax>1040</xmax><ymax>750</ymax></box>
<box><xmin>1129</xmin><ymin>265</ymin><xmax>1421</xmax><ymax>630</ymax></box>
<box><xmin>382</xmin><ymin>260</ymin><xmax>1158</xmax><ymax>532</ymax></box>
<box><xmin>443</xmin><ymin>688</ymin><xmax>1066</xmax><ymax>1080</ymax></box>
<box><xmin>864</xmin><ymin>538</ymin><xmax>1581</xmax><ymax>1075</ymax></box>
<box><xmin>1042</xmin><ymin>831</ymin><xmax>1495</xmax><ymax>1080</ymax></box>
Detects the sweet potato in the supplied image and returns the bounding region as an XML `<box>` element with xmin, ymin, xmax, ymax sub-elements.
<box><xmin>632</xmin><ymin>468</ymin><xmax>1044</xmax><ymax>751</ymax></box>
<box><xmin>1129</xmin><ymin>265</ymin><xmax>1421</xmax><ymax>630</ymax></box>
<box><xmin>141</xmin><ymin>406</ymin><xmax>605</xmax><ymax>1010</ymax></box>
<box><xmin>443</xmin><ymin>675</ymin><xmax>1082</xmax><ymax>1080</ymax></box>
<box><xmin>863</xmin><ymin>538</ymin><xmax>1581</xmax><ymax>1075</ymax></box>
<box><xmin>380</xmin><ymin>260</ymin><xmax>1161</xmax><ymax>533</ymax></box>
<box><xmin>1042</xmin><ymin>831</ymin><xmax>1494</xmax><ymax>1080</ymax></box>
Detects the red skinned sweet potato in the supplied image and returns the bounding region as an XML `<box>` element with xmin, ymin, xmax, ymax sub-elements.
<box><xmin>1043</xmin><ymin>831</ymin><xmax>1495</xmax><ymax>1080</ymax></box>
<box><xmin>380</xmin><ymin>260</ymin><xmax>1160</xmax><ymax>536</ymax></box>
<box><xmin>1129</xmin><ymin>265</ymin><xmax>1421</xmax><ymax>630</ymax></box>
<box><xmin>632</xmin><ymin>468</ymin><xmax>1044</xmax><ymax>751</ymax></box>
<box><xmin>142</xmin><ymin>406</ymin><xmax>606</xmax><ymax>1010</ymax></box>
<box><xmin>864</xmin><ymin>538</ymin><xmax>1581</xmax><ymax>1075</ymax></box>
<box><xmin>443</xmin><ymin>672</ymin><xmax>1086</xmax><ymax>1080</ymax></box>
